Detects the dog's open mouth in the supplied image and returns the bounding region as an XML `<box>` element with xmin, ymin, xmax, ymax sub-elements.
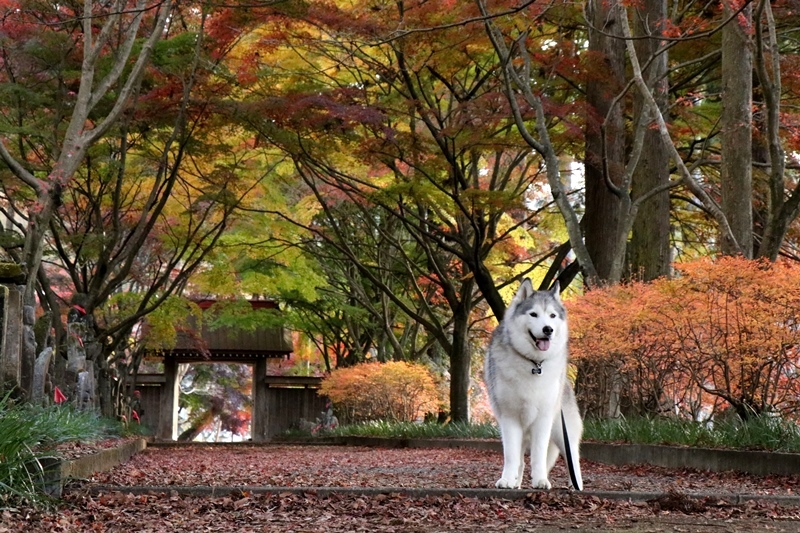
<box><xmin>529</xmin><ymin>331</ymin><xmax>550</xmax><ymax>351</ymax></box>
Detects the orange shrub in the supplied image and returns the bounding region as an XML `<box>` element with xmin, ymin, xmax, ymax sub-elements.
<box><xmin>319</xmin><ymin>361</ymin><xmax>441</xmax><ymax>423</ymax></box>
<box><xmin>568</xmin><ymin>257</ymin><xmax>800</xmax><ymax>421</ymax></box>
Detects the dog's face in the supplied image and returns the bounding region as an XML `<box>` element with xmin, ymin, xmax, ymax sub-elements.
<box><xmin>507</xmin><ymin>279</ymin><xmax>566</xmax><ymax>356</ymax></box>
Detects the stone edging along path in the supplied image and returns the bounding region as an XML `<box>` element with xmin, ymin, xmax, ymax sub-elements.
<box><xmin>83</xmin><ymin>484</ymin><xmax>800</xmax><ymax>507</ymax></box>
<box><xmin>286</xmin><ymin>436</ymin><xmax>800</xmax><ymax>477</ymax></box>
<box><xmin>57</xmin><ymin>437</ymin><xmax>800</xmax><ymax>505</ymax></box>
<box><xmin>43</xmin><ymin>438</ymin><xmax>147</xmax><ymax>498</ymax></box>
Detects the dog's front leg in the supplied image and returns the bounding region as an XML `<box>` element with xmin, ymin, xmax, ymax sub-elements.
<box><xmin>496</xmin><ymin>421</ymin><xmax>523</xmax><ymax>488</ymax></box>
<box><xmin>529</xmin><ymin>418</ymin><xmax>552</xmax><ymax>489</ymax></box>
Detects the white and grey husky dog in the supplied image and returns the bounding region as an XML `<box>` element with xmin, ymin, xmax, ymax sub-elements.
<box><xmin>484</xmin><ymin>279</ymin><xmax>583</xmax><ymax>490</ymax></box>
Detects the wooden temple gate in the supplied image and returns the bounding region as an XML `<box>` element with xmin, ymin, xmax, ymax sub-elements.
<box><xmin>141</xmin><ymin>300</ymin><xmax>324</xmax><ymax>441</ymax></box>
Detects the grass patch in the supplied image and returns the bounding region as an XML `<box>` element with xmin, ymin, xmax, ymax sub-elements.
<box><xmin>0</xmin><ymin>393</ymin><xmax>124</xmax><ymax>506</ymax></box>
<box><xmin>285</xmin><ymin>420</ymin><xmax>500</xmax><ymax>440</ymax></box>
<box><xmin>288</xmin><ymin>415</ymin><xmax>800</xmax><ymax>453</ymax></box>
<box><xmin>331</xmin><ymin>420</ymin><xmax>501</xmax><ymax>439</ymax></box>
<box><xmin>583</xmin><ymin>415</ymin><xmax>800</xmax><ymax>453</ymax></box>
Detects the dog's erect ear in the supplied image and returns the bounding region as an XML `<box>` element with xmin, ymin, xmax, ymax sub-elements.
<box><xmin>550</xmin><ymin>281</ymin><xmax>561</xmax><ymax>301</ymax></box>
<box><xmin>512</xmin><ymin>278</ymin><xmax>534</xmax><ymax>306</ymax></box>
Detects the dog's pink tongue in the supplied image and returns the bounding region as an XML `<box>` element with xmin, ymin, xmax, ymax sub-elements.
<box><xmin>535</xmin><ymin>338</ymin><xmax>550</xmax><ymax>351</ymax></box>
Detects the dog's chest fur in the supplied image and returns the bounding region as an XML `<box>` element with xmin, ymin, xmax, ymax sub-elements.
<box><xmin>485</xmin><ymin>323</ymin><xmax>567</xmax><ymax>418</ymax></box>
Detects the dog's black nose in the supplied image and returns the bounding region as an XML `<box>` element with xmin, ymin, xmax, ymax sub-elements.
<box><xmin>542</xmin><ymin>325</ymin><xmax>553</xmax><ymax>336</ymax></box>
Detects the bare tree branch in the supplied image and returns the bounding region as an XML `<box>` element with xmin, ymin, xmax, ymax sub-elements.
<box><xmin>478</xmin><ymin>0</ymin><xmax>599</xmax><ymax>285</ymax></box>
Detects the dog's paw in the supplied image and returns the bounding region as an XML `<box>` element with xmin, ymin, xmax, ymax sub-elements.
<box><xmin>495</xmin><ymin>478</ymin><xmax>519</xmax><ymax>489</ymax></box>
<box><xmin>532</xmin><ymin>478</ymin><xmax>552</xmax><ymax>490</ymax></box>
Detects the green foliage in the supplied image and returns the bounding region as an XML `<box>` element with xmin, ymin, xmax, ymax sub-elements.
<box><xmin>203</xmin><ymin>299</ymin><xmax>284</xmax><ymax>331</ymax></box>
<box><xmin>0</xmin><ymin>394</ymin><xmax>116</xmax><ymax>505</ymax></box>
<box><xmin>139</xmin><ymin>297</ymin><xmax>203</xmax><ymax>351</ymax></box>
<box><xmin>287</xmin><ymin>420</ymin><xmax>500</xmax><ymax>440</ymax></box>
<box><xmin>584</xmin><ymin>415</ymin><xmax>800</xmax><ymax>453</ymax></box>
<box><xmin>288</xmin><ymin>414</ymin><xmax>800</xmax><ymax>452</ymax></box>
<box><xmin>151</xmin><ymin>32</ymin><xmax>200</xmax><ymax>74</ymax></box>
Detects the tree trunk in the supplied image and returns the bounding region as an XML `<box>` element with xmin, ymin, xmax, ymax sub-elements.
<box><xmin>583</xmin><ymin>0</ymin><xmax>628</xmax><ymax>281</ymax></box>
<box><xmin>753</xmin><ymin>0</ymin><xmax>796</xmax><ymax>260</ymax></box>
<box><xmin>178</xmin><ymin>407</ymin><xmax>219</xmax><ymax>442</ymax></box>
<box><xmin>720</xmin><ymin>2</ymin><xmax>753</xmax><ymax>258</ymax></box>
<box><xmin>448</xmin><ymin>292</ymin><xmax>473</xmax><ymax>423</ymax></box>
<box><xmin>580</xmin><ymin>0</ymin><xmax>628</xmax><ymax>419</ymax></box>
<box><xmin>627</xmin><ymin>0</ymin><xmax>671</xmax><ymax>281</ymax></box>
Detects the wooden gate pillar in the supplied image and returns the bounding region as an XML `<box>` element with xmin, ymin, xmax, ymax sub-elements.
<box><xmin>0</xmin><ymin>283</ymin><xmax>23</xmax><ymax>394</ymax></box>
<box><xmin>158</xmin><ymin>357</ymin><xmax>179</xmax><ymax>440</ymax></box>
<box><xmin>251</xmin><ymin>358</ymin><xmax>269</xmax><ymax>442</ymax></box>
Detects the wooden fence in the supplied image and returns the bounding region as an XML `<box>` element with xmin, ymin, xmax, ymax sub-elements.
<box><xmin>263</xmin><ymin>376</ymin><xmax>327</xmax><ymax>438</ymax></box>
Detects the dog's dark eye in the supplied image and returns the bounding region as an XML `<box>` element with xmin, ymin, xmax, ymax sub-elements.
<box><xmin>530</xmin><ymin>312</ymin><xmax>538</xmax><ymax>318</ymax></box>
<box><xmin>550</xmin><ymin>313</ymin><xmax>556</xmax><ymax>319</ymax></box>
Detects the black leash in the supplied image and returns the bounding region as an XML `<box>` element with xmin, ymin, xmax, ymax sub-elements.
<box><xmin>560</xmin><ymin>409</ymin><xmax>582</xmax><ymax>491</ymax></box>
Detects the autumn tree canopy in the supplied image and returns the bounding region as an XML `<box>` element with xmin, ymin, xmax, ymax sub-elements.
<box><xmin>2</xmin><ymin>0</ymin><xmax>800</xmax><ymax>424</ymax></box>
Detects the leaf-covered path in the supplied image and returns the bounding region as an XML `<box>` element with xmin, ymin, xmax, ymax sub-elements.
<box><xmin>88</xmin><ymin>444</ymin><xmax>800</xmax><ymax>495</ymax></box>
<box><xmin>5</xmin><ymin>444</ymin><xmax>800</xmax><ymax>532</ymax></box>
